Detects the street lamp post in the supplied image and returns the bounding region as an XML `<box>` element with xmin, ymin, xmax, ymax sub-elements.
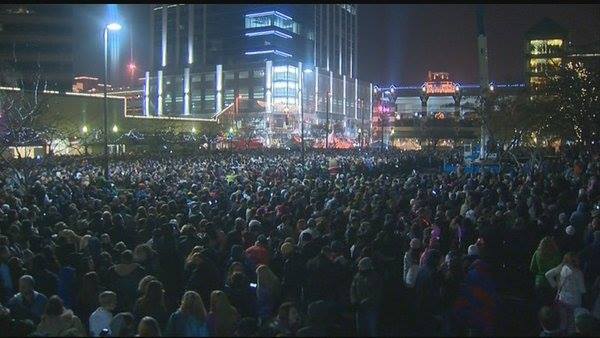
<box><xmin>325</xmin><ymin>91</ymin><xmax>330</xmax><ymax>149</ymax></box>
<box><xmin>81</xmin><ymin>125</ymin><xmax>89</xmax><ymax>155</ymax></box>
<box><xmin>103</xmin><ymin>22</ymin><xmax>121</xmax><ymax>178</ymax></box>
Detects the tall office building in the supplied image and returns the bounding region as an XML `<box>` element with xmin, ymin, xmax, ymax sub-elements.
<box><xmin>524</xmin><ymin>18</ymin><xmax>599</xmax><ymax>90</ymax></box>
<box><xmin>141</xmin><ymin>4</ymin><xmax>370</xmax><ymax>145</ymax></box>
<box><xmin>523</xmin><ymin>18</ymin><xmax>569</xmax><ymax>89</ymax></box>
<box><xmin>0</xmin><ymin>4</ymin><xmax>74</xmax><ymax>91</ymax></box>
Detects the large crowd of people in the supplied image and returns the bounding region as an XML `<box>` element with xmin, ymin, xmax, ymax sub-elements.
<box><xmin>0</xmin><ymin>147</ymin><xmax>598</xmax><ymax>337</ymax></box>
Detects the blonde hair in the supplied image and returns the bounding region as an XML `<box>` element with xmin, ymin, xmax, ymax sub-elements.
<box><xmin>209</xmin><ymin>291</ymin><xmax>237</xmax><ymax>336</ymax></box>
<box><xmin>180</xmin><ymin>291</ymin><xmax>206</xmax><ymax>322</ymax></box>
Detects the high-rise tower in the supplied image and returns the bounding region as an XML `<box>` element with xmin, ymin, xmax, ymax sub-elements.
<box><xmin>141</xmin><ymin>4</ymin><xmax>371</xmax><ymax>145</ymax></box>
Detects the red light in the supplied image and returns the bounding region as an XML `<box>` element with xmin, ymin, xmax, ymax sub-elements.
<box><xmin>128</xmin><ymin>63</ymin><xmax>136</xmax><ymax>71</ymax></box>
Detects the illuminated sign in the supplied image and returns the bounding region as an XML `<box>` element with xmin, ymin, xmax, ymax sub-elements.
<box><xmin>423</xmin><ymin>81</ymin><xmax>459</xmax><ymax>95</ymax></box>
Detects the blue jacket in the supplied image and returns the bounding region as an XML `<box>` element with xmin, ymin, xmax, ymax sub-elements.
<box><xmin>7</xmin><ymin>291</ymin><xmax>48</xmax><ymax>324</ymax></box>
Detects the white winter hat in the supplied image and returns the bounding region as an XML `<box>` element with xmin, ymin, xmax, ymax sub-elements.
<box><xmin>468</xmin><ymin>244</ymin><xmax>480</xmax><ymax>256</ymax></box>
<box><xmin>465</xmin><ymin>210</ymin><xmax>476</xmax><ymax>222</ymax></box>
<box><xmin>566</xmin><ymin>225</ymin><xmax>576</xmax><ymax>236</ymax></box>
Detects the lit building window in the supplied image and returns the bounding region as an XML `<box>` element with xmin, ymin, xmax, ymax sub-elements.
<box><xmin>239</xmin><ymin>88</ymin><xmax>249</xmax><ymax>98</ymax></box>
<box><xmin>239</xmin><ymin>71</ymin><xmax>249</xmax><ymax>79</ymax></box>
<box><xmin>225</xmin><ymin>89</ymin><xmax>234</xmax><ymax>100</ymax></box>
<box><xmin>529</xmin><ymin>57</ymin><xmax>562</xmax><ymax>73</ymax></box>
<box><xmin>253</xmin><ymin>86</ymin><xmax>264</xmax><ymax>99</ymax></box>
<box><xmin>245</xmin><ymin>12</ymin><xmax>298</xmax><ymax>34</ymax></box>
<box><xmin>529</xmin><ymin>39</ymin><xmax>563</xmax><ymax>55</ymax></box>
<box><xmin>253</xmin><ymin>69</ymin><xmax>265</xmax><ymax>78</ymax></box>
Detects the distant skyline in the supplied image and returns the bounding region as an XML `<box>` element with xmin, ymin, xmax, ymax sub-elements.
<box><xmin>72</xmin><ymin>4</ymin><xmax>599</xmax><ymax>87</ymax></box>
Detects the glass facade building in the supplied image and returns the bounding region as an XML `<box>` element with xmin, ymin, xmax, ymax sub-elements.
<box><xmin>139</xmin><ymin>4</ymin><xmax>371</xmax><ymax>144</ymax></box>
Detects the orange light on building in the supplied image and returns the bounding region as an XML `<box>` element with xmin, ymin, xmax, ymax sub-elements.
<box><xmin>423</xmin><ymin>81</ymin><xmax>458</xmax><ymax>95</ymax></box>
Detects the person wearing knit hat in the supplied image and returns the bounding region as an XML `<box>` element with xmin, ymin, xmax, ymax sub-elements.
<box><xmin>468</xmin><ymin>244</ymin><xmax>480</xmax><ymax>257</ymax></box>
<box><xmin>249</xmin><ymin>219</ymin><xmax>262</xmax><ymax>233</ymax></box>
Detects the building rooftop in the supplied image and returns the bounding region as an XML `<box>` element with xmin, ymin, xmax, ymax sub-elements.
<box><xmin>526</xmin><ymin>17</ymin><xmax>568</xmax><ymax>40</ymax></box>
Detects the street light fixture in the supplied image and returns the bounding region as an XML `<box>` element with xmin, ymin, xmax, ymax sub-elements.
<box><xmin>112</xmin><ymin>125</ymin><xmax>118</xmax><ymax>133</ymax></box>
<box><xmin>81</xmin><ymin>125</ymin><xmax>88</xmax><ymax>134</ymax></box>
<box><xmin>103</xmin><ymin>21</ymin><xmax>121</xmax><ymax>178</ymax></box>
<box><xmin>106</xmin><ymin>22</ymin><xmax>122</xmax><ymax>31</ymax></box>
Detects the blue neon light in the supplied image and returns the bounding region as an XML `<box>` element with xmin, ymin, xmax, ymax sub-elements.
<box><xmin>377</xmin><ymin>83</ymin><xmax>526</xmax><ymax>90</ymax></box>
<box><xmin>245</xmin><ymin>49</ymin><xmax>292</xmax><ymax>57</ymax></box>
<box><xmin>245</xmin><ymin>30</ymin><xmax>292</xmax><ymax>39</ymax></box>
<box><xmin>245</xmin><ymin>11</ymin><xmax>292</xmax><ymax>21</ymax></box>
<box><xmin>273</xmin><ymin>50</ymin><xmax>292</xmax><ymax>57</ymax></box>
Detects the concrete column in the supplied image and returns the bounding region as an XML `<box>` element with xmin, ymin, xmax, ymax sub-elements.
<box><xmin>216</xmin><ymin>64</ymin><xmax>222</xmax><ymax>113</ymax></box>
<box><xmin>144</xmin><ymin>71</ymin><xmax>150</xmax><ymax>116</ymax></box>
<box><xmin>183</xmin><ymin>67</ymin><xmax>190</xmax><ymax>115</ymax></box>
<box><xmin>157</xmin><ymin>70</ymin><xmax>163</xmax><ymax>115</ymax></box>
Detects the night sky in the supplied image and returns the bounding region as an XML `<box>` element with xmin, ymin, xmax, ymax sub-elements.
<box><xmin>73</xmin><ymin>4</ymin><xmax>599</xmax><ymax>87</ymax></box>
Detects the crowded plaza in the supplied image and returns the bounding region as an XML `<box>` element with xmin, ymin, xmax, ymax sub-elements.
<box><xmin>0</xmin><ymin>146</ymin><xmax>598</xmax><ymax>336</ymax></box>
<box><xmin>1</xmin><ymin>3</ymin><xmax>599</xmax><ymax>336</ymax></box>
